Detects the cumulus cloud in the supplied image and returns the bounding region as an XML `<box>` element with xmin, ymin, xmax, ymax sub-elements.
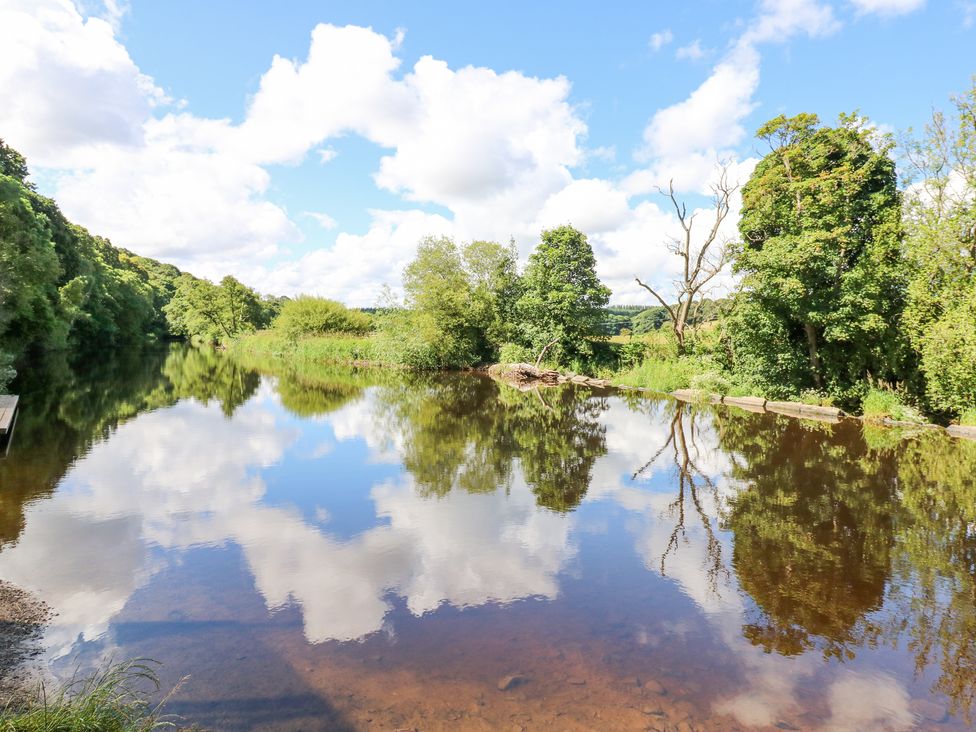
<box><xmin>0</xmin><ymin>0</ymin><xmax>875</xmax><ymax>305</ymax></box>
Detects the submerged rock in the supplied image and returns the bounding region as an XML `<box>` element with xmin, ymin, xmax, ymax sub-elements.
<box><xmin>497</xmin><ymin>673</ymin><xmax>529</xmax><ymax>691</ymax></box>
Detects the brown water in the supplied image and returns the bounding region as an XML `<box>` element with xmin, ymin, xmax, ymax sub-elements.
<box><xmin>1</xmin><ymin>344</ymin><xmax>974</xmax><ymax>731</ymax></box>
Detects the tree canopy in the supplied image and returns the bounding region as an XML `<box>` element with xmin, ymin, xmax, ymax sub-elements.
<box><xmin>728</xmin><ymin>113</ymin><xmax>907</xmax><ymax>403</ymax></box>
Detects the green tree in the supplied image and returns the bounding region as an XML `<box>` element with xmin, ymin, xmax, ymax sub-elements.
<box><xmin>730</xmin><ymin>113</ymin><xmax>907</xmax><ymax>403</ymax></box>
<box><xmin>901</xmin><ymin>79</ymin><xmax>976</xmax><ymax>417</ymax></box>
<box><xmin>164</xmin><ymin>275</ymin><xmax>265</xmax><ymax>343</ymax></box>
<box><xmin>516</xmin><ymin>225</ymin><xmax>611</xmax><ymax>365</ymax></box>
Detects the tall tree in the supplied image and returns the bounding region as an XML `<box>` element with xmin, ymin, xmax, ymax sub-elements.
<box><xmin>730</xmin><ymin>113</ymin><xmax>906</xmax><ymax>401</ymax></box>
<box><xmin>636</xmin><ymin>163</ymin><xmax>738</xmax><ymax>353</ymax></box>
<box><xmin>901</xmin><ymin>78</ymin><xmax>976</xmax><ymax>417</ymax></box>
<box><xmin>517</xmin><ymin>225</ymin><xmax>611</xmax><ymax>364</ymax></box>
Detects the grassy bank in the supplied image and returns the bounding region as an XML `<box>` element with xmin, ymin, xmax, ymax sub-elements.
<box><xmin>229</xmin><ymin>330</ymin><xmax>382</xmax><ymax>366</ymax></box>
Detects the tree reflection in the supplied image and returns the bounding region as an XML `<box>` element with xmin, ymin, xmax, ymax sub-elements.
<box><xmin>0</xmin><ymin>344</ymin><xmax>259</xmax><ymax>548</ymax></box>
<box><xmin>893</xmin><ymin>432</ymin><xmax>976</xmax><ymax>721</ymax></box>
<box><xmin>375</xmin><ymin>375</ymin><xmax>609</xmax><ymax>512</ymax></box>
<box><xmin>718</xmin><ymin>414</ymin><xmax>896</xmax><ymax>659</ymax></box>
<box><xmin>633</xmin><ymin>404</ymin><xmax>728</xmax><ymax>593</ymax></box>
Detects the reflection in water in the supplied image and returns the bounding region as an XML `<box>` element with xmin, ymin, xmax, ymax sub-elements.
<box><xmin>720</xmin><ymin>415</ymin><xmax>895</xmax><ymax>660</ymax></box>
<box><xmin>0</xmin><ymin>345</ymin><xmax>974</xmax><ymax>729</ymax></box>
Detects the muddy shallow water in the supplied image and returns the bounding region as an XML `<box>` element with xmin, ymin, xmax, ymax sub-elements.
<box><xmin>1</xmin><ymin>345</ymin><xmax>974</xmax><ymax>731</ymax></box>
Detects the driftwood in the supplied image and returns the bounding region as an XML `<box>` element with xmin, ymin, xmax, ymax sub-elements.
<box><xmin>486</xmin><ymin>363</ymin><xmax>612</xmax><ymax>391</ymax></box>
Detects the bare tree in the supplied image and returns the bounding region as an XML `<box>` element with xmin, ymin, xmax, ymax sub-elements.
<box><xmin>635</xmin><ymin>163</ymin><xmax>739</xmax><ymax>353</ymax></box>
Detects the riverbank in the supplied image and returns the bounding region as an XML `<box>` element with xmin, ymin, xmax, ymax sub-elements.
<box><xmin>230</xmin><ymin>332</ymin><xmax>976</xmax><ymax>432</ymax></box>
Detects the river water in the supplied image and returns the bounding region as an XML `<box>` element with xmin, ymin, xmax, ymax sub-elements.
<box><xmin>0</xmin><ymin>344</ymin><xmax>973</xmax><ymax>731</ymax></box>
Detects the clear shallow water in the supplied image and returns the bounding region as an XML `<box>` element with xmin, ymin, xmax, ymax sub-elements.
<box><xmin>1</xmin><ymin>345</ymin><xmax>974</xmax><ymax>731</ymax></box>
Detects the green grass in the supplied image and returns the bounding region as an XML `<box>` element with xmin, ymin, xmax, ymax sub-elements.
<box><xmin>861</xmin><ymin>388</ymin><xmax>924</xmax><ymax>423</ymax></box>
<box><xmin>959</xmin><ymin>407</ymin><xmax>976</xmax><ymax>426</ymax></box>
<box><xmin>0</xmin><ymin>660</ymin><xmax>187</xmax><ymax>731</ymax></box>
<box><xmin>614</xmin><ymin>356</ymin><xmax>712</xmax><ymax>393</ymax></box>
<box><xmin>229</xmin><ymin>330</ymin><xmax>382</xmax><ymax>365</ymax></box>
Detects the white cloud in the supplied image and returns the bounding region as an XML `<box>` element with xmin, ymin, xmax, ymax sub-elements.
<box><xmin>675</xmin><ymin>39</ymin><xmax>708</xmax><ymax>60</ymax></box>
<box><xmin>849</xmin><ymin>0</ymin><xmax>925</xmax><ymax>17</ymax></box>
<box><xmin>0</xmin><ymin>0</ymin><xmax>872</xmax><ymax>306</ymax></box>
<box><xmin>305</xmin><ymin>211</ymin><xmax>338</xmax><ymax>230</ymax></box>
<box><xmin>649</xmin><ymin>29</ymin><xmax>673</xmax><ymax>51</ymax></box>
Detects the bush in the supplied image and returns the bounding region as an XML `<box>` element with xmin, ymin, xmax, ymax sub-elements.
<box><xmin>690</xmin><ymin>370</ymin><xmax>732</xmax><ymax>395</ymax></box>
<box><xmin>272</xmin><ymin>296</ymin><xmax>372</xmax><ymax>339</ymax></box>
<box><xmin>861</xmin><ymin>388</ymin><xmax>924</xmax><ymax>423</ymax></box>
<box><xmin>0</xmin><ymin>350</ymin><xmax>15</xmax><ymax>393</ymax></box>
<box><xmin>498</xmin><ymin>342</ymin><xmax>535</xmax><ymax>364</ymax></box>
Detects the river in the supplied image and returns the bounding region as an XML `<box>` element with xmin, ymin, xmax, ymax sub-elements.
<box><xmin>0</xmin><ymin>344</ymin><xmax>973</xmax><ymax>731</ymax></box>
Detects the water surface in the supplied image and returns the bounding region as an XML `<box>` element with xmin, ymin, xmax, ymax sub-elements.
<box><xmin>1</xmin><ymin>345</ymin><xmax>973</xmax><ymax>731</ymax></box>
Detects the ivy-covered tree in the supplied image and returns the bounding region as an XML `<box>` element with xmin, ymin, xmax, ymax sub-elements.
<box><xmin>729</xmin><ymin>113</ymin><xmax>907</xmax><ymax>403</ymax></box>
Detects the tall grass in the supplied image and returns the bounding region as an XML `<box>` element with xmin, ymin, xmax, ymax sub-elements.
<box><xmin>861</xmin><ymin>388</ymin><xmax>924</xmax><ymax>423</ymax></box>
<box><xmin>0</xmin><ymin>660</ymin><xmax>186</xmax><ymax>731</ymax></box>
<box><xmin>230</xmin><ymin>330</ymin><xmax>381</xmax><ymax>365</ymax></box>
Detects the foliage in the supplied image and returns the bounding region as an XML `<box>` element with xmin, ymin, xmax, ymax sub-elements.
<box><xmin>378</xmin><ymin>237</ymin><xmax>520</xmax><ymax>368</ymax></box>
<box><xmin>729</xmin><ymin>113</ymin><xmax>907</xmax><ymax>406</ymax></box>
<box><xmin>0</xmin><ymin>351</ymin><xmax>13</xmax><ymax>393</ymax></box>
<box><xmin>901</xmin><ymin>79</ymin><xmax>976</xmax><ymax>417</ymax></box>
<box><xmin>860</xmin><ymin>388</ymin><xmax>924</xmax><ymax>423</ymax></box>
<box><xmin>497</xmin><ymin>342</ymin><xmax>534</xmax><ymax>364</ymax></box>
<box><xmin>0</xmin><ymin>140</ymin><xmax>190</xmax><ymax>360</ymax></box>
<box><xmin>516</xmin><ymin>225</ymin><xmax>611</xmax><ymax>364</ymax></box>
<box><xmin>0</xmin><ymin>659</ymin><xmax>179</xmax><ymax>731</ymax></box>
<box><xmin>271</xmin><ymin>296</ymin><xmax>372</xmax><ymax>339</ymax></box>
<box><xmin>164</xmin><ymin>275</ymin><xmax>268</xmax><ymax>344</ymax></box>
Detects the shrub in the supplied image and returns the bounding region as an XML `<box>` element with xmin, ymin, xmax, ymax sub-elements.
<box><xmin>0</xmin><ymin>350</ymin><xmax>15</xmax><ymax>393</ymax></box>
<box><xmin>272</xmin><ymin>296</ymin><xmax>372</xmax><ymax>339</ymax></box>
<box><xmin>861</xmin><ymin>388</ymin><xmax>924</xmax><ymax>423</ymax></box>
<box><xmin>498</xmin><ymin>342</ymin><xmax>535</xmax><ymax>364</ymax></box>
<box><xmin>690</xmin><ymin>370</ymin><xmax>732</xmax><ymax>396</ymax></box>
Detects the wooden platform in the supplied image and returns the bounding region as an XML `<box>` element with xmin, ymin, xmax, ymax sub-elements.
<box><xmin>0</xmin><ymin>395</ymin><xmax>18</xmax><ymax>436</ymax></box>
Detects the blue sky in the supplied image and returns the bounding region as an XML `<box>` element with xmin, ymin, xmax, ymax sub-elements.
<box><xmin>1</xmin><ymin>0</ymin><xmax>974</xmax><ymax>303</ymax></box>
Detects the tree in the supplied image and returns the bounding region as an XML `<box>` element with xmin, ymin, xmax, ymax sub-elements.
<box><xmin>516</xmin><ymin>225</ymin><xmax>611</xmax><ymax>365</ymax></box>
<box><xmin>901</xmin><ymin>78</ymin><xmax>976</xmax><ymax>417</ymax></box>
<box><xmin>381</xmin><ymin>236</ymin><xmax>522</xmax><ymax>367</ymax></box>
<box><xmin>462</xmin><ymin>238</ymin><xmax>522</xmax><ymax>348</ymax></box>
<box><xmin>730</xmin><ymin>113</ymin><xmax>906</xmax><ymax>402</ymax></box>
<box><xmin>635</xmin><ymin>164</ymin><xmax>738</xmax><ymax>353</ymax></box>
<box><xmin>164</xmin><ymin>275</ymin><xmax>264</xmax><ymax>343</ymax></box>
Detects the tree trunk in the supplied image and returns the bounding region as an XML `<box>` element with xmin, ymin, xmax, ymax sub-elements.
<box><xmin>803</xmin><ymin>322</ymin><xmax>822</xmax><ymax>389</ymax></box>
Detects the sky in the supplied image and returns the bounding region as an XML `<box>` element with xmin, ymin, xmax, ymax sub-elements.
<box><xmin>1</xmin><ymin>0</ymin><xmax>974</xmax><ymax>305</ymax></box>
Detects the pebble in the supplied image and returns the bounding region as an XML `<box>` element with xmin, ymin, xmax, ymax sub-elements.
<box><xmin>641</xmin><ymin>705</ymin><xmax>667</xmax><ymax>717</ymax></box>
<box><xmin>497</xmin><ymin>673</ymin><xmax>529</xmax><ymax>691</ymax></box>
<box><xmin>567</xmin><ymin>677</ymin><xmax>587</xmax><ymax>686</ymax></box>
<box><xmin>643</xmin><ymin>678</ymin><xmax>666</xmax><ymax>695</ymax></box>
